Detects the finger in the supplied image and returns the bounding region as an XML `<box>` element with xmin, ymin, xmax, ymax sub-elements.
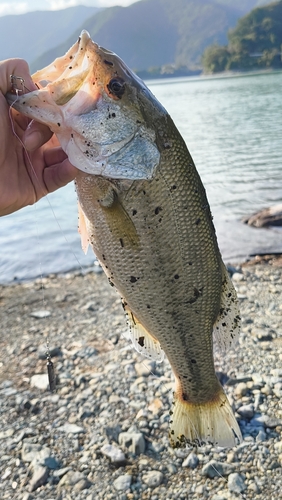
<box><xmin>23</xmin><ymin>120</ymin><xmax>54</xmax><ymax>151</ymax></box>
<box><xmin>43</xmin><ymin>146</ymin><xmax>68</xmax><ymax>166</ymax></box>
<box><xmin>0</xmin><ymin>58</ymin><xmax>36</xmax><ymax>95</ymax></box>
<box><xmin>43</xmin><ymin>159</ymin><xmax>79</xmax><ymax>194</ymax></box>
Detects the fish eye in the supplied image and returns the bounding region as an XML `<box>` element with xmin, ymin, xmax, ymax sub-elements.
<box><xmin>107</xmin><ymin>78</ymin><xmax>125</xmax><ymax>99</ymax></box>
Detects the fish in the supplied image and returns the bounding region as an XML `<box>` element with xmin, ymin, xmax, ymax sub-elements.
<box><xmin>7</xmin><ymin>30</ymin><xmax>242</xmax><ymax>448</ymax></box>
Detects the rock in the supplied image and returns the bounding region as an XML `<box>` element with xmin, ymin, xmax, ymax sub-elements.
<box><xmin>228</xmin><ymin>472</ymin><xmax>246</xmax><ymax>494</ymax></box>
<box><xmin>119</xmin><ymin>431</ymin><xmax>146</xmax><ymax>455</ymax></box>
<box><xmin>31</xmin><ymin>447</ymin><xmax>60</xmax><ymax>469</ymax></box>
<box><xmin>134</xmin><ymin>359</ymin><xmax>156</xmax><ymax>377</ymax></box>
<box><xmin>237</xmin><ymin>403</ymin><xmax>254</xmax><ymax>419</ymax></box>
<box><xmin>30</xmin><ymin>373</ymin><xmax>49</xmax><ymax>391</ymax></box>
<box><xmin>232</xmin><ymin>272</ymin><xmax>244</xmax><ymax>282</ymax></box>
<box><xmin>0</xmin><ymin>428</ymin><xmax>15</xmax><ymax>439</ymax></box>
<box><xmin>242</xmin><ymin>203</ymin><xmax>282</xmax><ymax>228</ymax></box>
<box><xmin>57</xmin><ymin>423</ymin><xmax>85</xmax><ymax>434</ymax></box>
<box><xmin>142</xmin><ymin>470</ymin><xmax>164</xmax><ymax>488</ymax></box>
<box><xmin>30</xmin><ymin>310</ymin><xmax>51</xmax><ymax>319</ymax></box>
<box><xmin>59</xmin><ymin>470</ymin><xmax>87</xmax><ymax>487</ymax></box>
<box><xmin>113</xmin><ymin>474</ymin><xmax>132</xmax><ymax>491</ymax></box>
<box><xmin>234</xmin><ymin>382</ymin><xmax>248</xmax><ymax>397</ymax></box>
<box><xmin>182</xmin><ymin>452</ymin><xmax>199</xmax><ymax>469</ymax></box>
<box><xmin>28</xmin><ymin>466</ymin><xmax>49</xmax><ymax>492</ymax></box>
<box><xmin>264</xmin><ymin>416</ymin><xmax>282</xmax><ymax>428</ymax></box>
<box><xmin>22</xmin><ymin>494</ymin><xmax>34</xmax><ymax>500</ymax></box>
<box><xmin>53</xmin><ymin>467</ymin><xmax>71</xmax><ymax>478</ymax></box>
<box><xmin>202</xmin><ymin>460</ymin><xmax>234</xmax><ymax>478</ymax></box>
<box><xmin>100</xmin><ymin>443</ymin><xmax>126</xmax><ymax>464</ymax></box>
<box><xmin>73</xmin><ymin>478</ymin><xmax>92</xmax><ymax>492</ymax></box>
<box><xmin>22</xmin><ymin>443</ymin><xmax>42</xmax><ymax>463</ymax></box>
<box><xmin>104</xmin><ymin>425</ymin><xmax>122</xmax><ymax>443</ymax></box>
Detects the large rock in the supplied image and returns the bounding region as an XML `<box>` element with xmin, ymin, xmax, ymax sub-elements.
<box><xmin>242</xmin><ymin>203</ymin><xmax>282</xmax><ymax>228</ymax></box>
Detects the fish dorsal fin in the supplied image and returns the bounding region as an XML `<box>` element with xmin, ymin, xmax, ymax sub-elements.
<box><xmin>213</xmin><ymin>262</ymin><xmax>241</xmax><ymax>351</ymax></box>
<box><xmin>122</xmin><ymin>302</ymin><xmax>164</xmax><ymax>363</ymax></box>
<box><xmin>78</xmin><ymin>201</ymin><xmax>89</xmax><ymax>254</ymax></box>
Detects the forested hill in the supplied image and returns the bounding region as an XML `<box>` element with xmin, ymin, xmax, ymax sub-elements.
<box><xmin>202</xmin><ymin>0</ymin><xmax>282</xmax><ymax>73</ymax></box>
<box><xmin>30</xmin><ymin>0</ymin><xmax>272</xmax><ymax>76</ymax></box>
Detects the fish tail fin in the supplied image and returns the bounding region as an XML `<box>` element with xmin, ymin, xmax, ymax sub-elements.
<box><xmin>169</xmin><ymin>387</ymin><xmax>242</xmax><ymax>448</ymax></box>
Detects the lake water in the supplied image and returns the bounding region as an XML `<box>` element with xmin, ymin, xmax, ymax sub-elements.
<box><xmin>1</xmin><ymin>71</ymin><xmax>282</xmax><ymax>284</ymax></box>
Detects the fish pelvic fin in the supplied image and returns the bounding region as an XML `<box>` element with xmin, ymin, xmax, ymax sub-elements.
<box><xmin>169</xmin><ymin>387</ymin><xmax>242</xmax><ymax>448</ymax></box>
<box><xmin>122</xmin><ymin>301</ymin><xmax>164</xmax><ymax>363</ymax></box>
<box><xmin>78</xmin><ymin>201</ymin><xmax>89</xmax><ymax>254</ymax></box>
<box><xmin>213</xmin><ymin>262</ymin><xmax>241</xmax><ymax>351</ymax></box>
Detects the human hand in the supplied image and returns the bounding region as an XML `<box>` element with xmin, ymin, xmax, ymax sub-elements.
<box><xmin>0</xmin><ymin>58</ymin><xmax>78</xmax><ymax>216</ymax></box>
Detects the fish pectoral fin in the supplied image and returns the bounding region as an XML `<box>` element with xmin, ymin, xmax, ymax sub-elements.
<box><xmin>213</xmin><ymin>262</ymin><xmax>241</xmax><ymax>352</ymax></box>
<box><xmin>78</xmin><ymin>201</ymin><xmax>89</xmax><ymax>254</ymax></box>
<box><xmin>122</xmin><ymin>302</ymin><xmax>164</xmax><ymax>363</ymax></box>
<box><xmin>169</xmin><ymin>386</ymin><xmax>242</xmax><ymax>448</ymax></box>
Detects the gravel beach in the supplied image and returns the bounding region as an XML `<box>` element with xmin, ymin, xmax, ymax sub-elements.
<box><xmin>0</xmin><ymin>258</ymin><xmax>282</xmax><ymax>500</ymax></box>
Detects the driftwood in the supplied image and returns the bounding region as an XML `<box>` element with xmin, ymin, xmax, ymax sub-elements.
<box><xmin>242</xmin><ymin>203</ymin><xmax>282</xmax><ymax>228</ymax></box>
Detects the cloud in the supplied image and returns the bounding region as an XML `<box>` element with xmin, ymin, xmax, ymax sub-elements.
<box><xmin>0</xmin><ymin>2</ymin><xmax>28</xmax><ymax>16</ymax></box>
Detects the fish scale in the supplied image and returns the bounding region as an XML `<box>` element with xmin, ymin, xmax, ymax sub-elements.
<box><xmin>7</xmin><ymin>30</ymin><xmax>242</xmax><ymax>448</ymax></box>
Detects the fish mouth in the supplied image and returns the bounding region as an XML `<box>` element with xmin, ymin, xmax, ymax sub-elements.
<box><xmin>6</xmin><ymin>30</ymin><xmax>160</xmax><ymax>180</ymax></box>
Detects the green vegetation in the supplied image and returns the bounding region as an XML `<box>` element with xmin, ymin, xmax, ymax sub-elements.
<box><xmin>202</xmin><ymin>0</ymin><xmax>282</xmax><ymax>73</ymax></box>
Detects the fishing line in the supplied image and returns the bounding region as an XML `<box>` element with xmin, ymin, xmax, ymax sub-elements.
<box><xmin>8</xmin><ymin>76</ymin><xmax>85</xmax><ymax>392</ymax></box>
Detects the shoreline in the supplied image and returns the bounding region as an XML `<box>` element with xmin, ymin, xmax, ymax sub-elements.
<box><xmin>0</xmin><ymin>261</ymin><xmax>281</xmax><ymax>499</ymax></box>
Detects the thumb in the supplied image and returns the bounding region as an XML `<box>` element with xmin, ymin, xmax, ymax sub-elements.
<box><xmin>23</xmin><ymin>120</ymin><xmax>54</xmax><ymax>151</ymax></box>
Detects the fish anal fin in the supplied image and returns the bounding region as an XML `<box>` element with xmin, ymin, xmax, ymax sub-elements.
<box><xmin>78</xmin><ymin>201</ymin><xmax>89</xmax><ymax>254</ymax></box>
<box><xmin>213</xmin><ymin>262</ymin><xmax>241</xmax><ymax>352</ymax></box>
<box><xmin>122</xmin><ymin>302</ymin><xmax>164</xmax><ymax>363</ymax></box>
<box><xmin>169</xmin><ymin>386</ymin><xmax>242</xmax><ymax>448</ymax></box>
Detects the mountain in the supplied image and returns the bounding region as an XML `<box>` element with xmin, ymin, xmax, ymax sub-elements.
<box><xmin>202</xmin><ymin>0</ymin><xmax>282</xmax><ymax>72</ymax></box>
<box><xmin>30</xmin><ymin>0</ymin><xmax>243</xmax><ymax>73</ymax></box>
<box><xmin>0</xmin><ymin>6</ymin><xmax>101</xmax><ymax>65</ymax></box>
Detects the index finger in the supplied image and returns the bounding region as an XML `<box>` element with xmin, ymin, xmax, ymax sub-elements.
<box><xmin>0</xmin><ymin>58</ymin><xmax>37</xmax><ymax>96</ymax></box>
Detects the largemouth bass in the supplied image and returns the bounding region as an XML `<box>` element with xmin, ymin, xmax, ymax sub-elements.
<box><xmin>7</xmin><ymin>31</ymin><xmax>242</xmax><ymax>447</ymax></box>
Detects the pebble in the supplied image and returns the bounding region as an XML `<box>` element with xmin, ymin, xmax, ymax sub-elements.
<box><xmin>100</xmin><ymin>443</ymin><xmax>125</xmax><ymax>463</ymax></box>
<box><xmin>29</xmin><ymin>466</ymin><xmax>49</xmax><ymax>492</ymax></box>
<box><xmin>142</xmin><ymin>470</ymin><xmax>164</xmax><ymax>488</ymax></box>
<box><xmin>113</xmin><ymin>474</ymin><xmax>132</xmax><ymax>491</ymax></box>
<box><xmin>1</xmin><ymin>264</ymin><xmax>282</xmax><ymax>500</ymax></box>
<box><xmin>57</xmin><ymin>423</ymin><xmax>85</xmax><ymax>434</ymax></box>
<box><xmin>30</xmin><ymin>373</ymin><xmax>50</xmax><ymax>391</ymax></box>
<box><xmin>119</xmin><ymin>431</ymin><xmax>146</xmax><ymax>455</ymax></box>
<box><xmin>202</xmin><ymin>460</ymin><xmax>234</xmax><ymax>478</ymax></box>
<box><xmin>182</xmin><ymin>452</ymin><xmax>199</xmax><ymax>469</ymax></box>
<box><xmin>30</xmin><ymin>310</ymin><xmax>51</xmax><ymax>318</ymax></box>
<box><xmin>228</xmin><ymin>472</ymin><xmax>246</xmax><ymax>494</ymax></box>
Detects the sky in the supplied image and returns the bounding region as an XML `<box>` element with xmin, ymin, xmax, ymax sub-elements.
<box><xmin>0</xmin><ymin>0</ymin><xmax>137</xmax><ymax>16</ymax></box>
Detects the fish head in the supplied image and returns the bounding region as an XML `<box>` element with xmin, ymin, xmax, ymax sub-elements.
<box><xmin>7</xmin><ymin>30</ymin><xmax>164</xmax><ymax>180</ymax></box>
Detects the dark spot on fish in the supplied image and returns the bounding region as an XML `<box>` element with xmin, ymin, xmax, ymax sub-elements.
<box><xmin>154</xmin><ymin>206</ymin><xmax>162</xmax><ymax>215</ymax></box>
<box><xmin>102</xmin><ymin>254</ymin><xmax>106</xmax><ymax>260</ymax></box>
<box><xmin>158</xmin><ymin>218</ymin><xmax>162</xmax><ymax>223</ymax></box>
<box><xmin>57</xmin><ymin>123</ymin><xmax>61</xmax><ymax>127</ymax></box>
<box><xmin>170</xmin><ymin>430</ymin><xmax>175</xmax><ymax>435</ymax></box>
<box><xmin>188</xmin><ymin>262</ymin><xmax>193</xmax><ymax>266</ymax></box>
<box><xmin>191</xmin><ymin>359</ymin><xmax>197</xmax><ymax>364</ymax></box>
<box><xmin>112</xmin><ymin>113</ymin><xmax>116</xmax><ymax>118</ymax></box>
<box><xmin>69</xmin><ymin>66</ymin><xmax>72</xmax><ymax>69</ymax></box>
<box><xmin>107</xmin><ymin>77</ymin><xmax>125</xmax><ymax>99</ymax></box>
<box><xmin>147</xmin><ymin>305</ymin><xmax>151</xmax><ymax>309</ymax></box>
<box><xmin>69</xmin><ymin>55</ymin><xmax>73</xmax><ymax>59</ymax></box>
<box><xmin>143</xmin><ymin>190</ymin><xmax>146</xmax><ymax>195</ymax></box>
<box><xmin>195</xmin><ymin>218</ymin><xmax>201</xmax><ymax>225</ymax></box>
<box><xmin>182</xmin><ymin>393</ymin><xmax>188</xmax><ymax>401</ymax></box>
<box><xmin>119</xmin><ymin>238</ymin><xmax>124</xmax><ymax>248</ymax></box>
<box><xmin>174</xmin><ymin>274</ymin><xmax>179</xmax><ymax>280</ymax></box>
<box><xmin>132</xmin><ymin>209</ymin><xmax>137</xmax><ymax>216</ymax></box>
<box><xmin>222</xmin><ymin>322</ymin><xmax>226</xmax><ymax>327</ymax></box>
<box><xmin>130</xmin><ymin>276</ymin><xmax>138</xmax><ymax>283</ymax></box>
<box><xmin>136</xmin><ymin>120</ymin><xmax>141</xmax><ymax>124</ymax></box>
<box><xmin>138</xmin><ymin>336</ymin><xmax>145</xmax><ymax>347</ymax></box>
<box><xmin>172</xmin><ymin>185</ymin><xmax>177</xmax><ymax>190</ymax></box>
<box><xmin>108</xmin><ymin>278</ymin><xmax>114</xmax><ymax>287</ymax></box>
<box><xmin>71</xmin><ymin>133</ymin><xmax>74</xmax><ymax>138</ymax></box>
<box><xmin>104</xmin><ymin>59</ymin><xmax>114</xmax><ymax>66</ymax></box>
